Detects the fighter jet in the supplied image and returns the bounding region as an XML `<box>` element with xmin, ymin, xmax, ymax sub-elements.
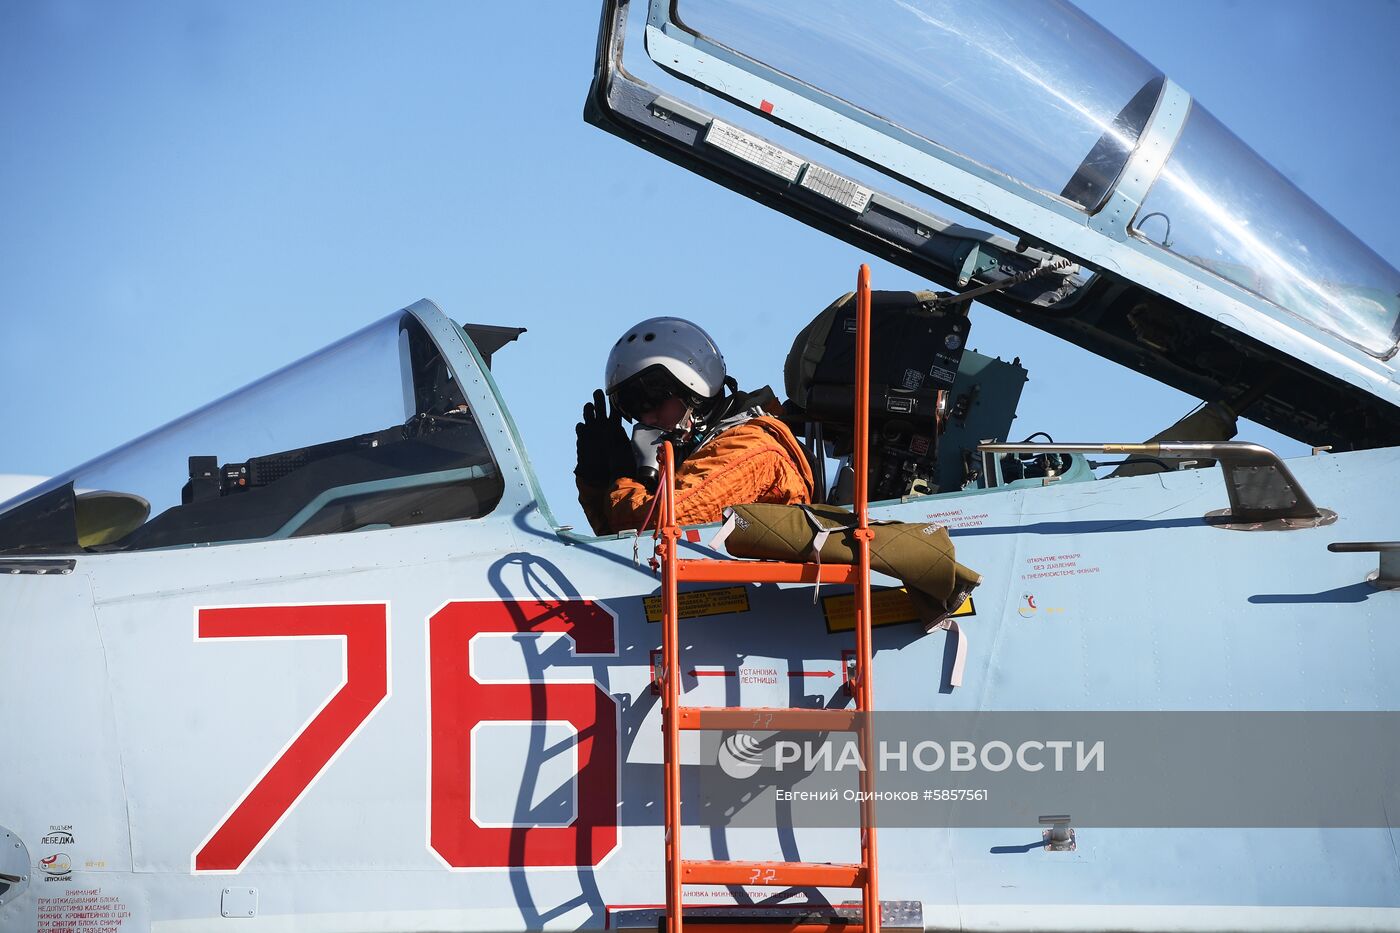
<box><xmin>1</xmin><ymin>1</ymin><xmax>1396</xmax><ymax>931</ymax></box>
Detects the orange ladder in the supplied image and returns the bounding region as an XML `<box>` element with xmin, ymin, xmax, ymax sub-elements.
<box><xmin>656</xmin><ymin>265</ymin><xmax>882</xmax><ymax>933</ymax></box>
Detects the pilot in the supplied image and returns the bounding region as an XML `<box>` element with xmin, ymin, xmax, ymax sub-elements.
<box><xmin>575</xmin><ymin>317</ymin><xmax>814</xmax><ymax>535</ymax></box>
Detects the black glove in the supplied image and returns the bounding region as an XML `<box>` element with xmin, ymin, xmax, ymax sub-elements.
<box><xmin>575</xmin><ymin>389</ymin><xmax>635</xmax><ymax>485</ymax></box>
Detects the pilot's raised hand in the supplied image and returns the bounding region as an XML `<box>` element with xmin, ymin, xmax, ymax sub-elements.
<box><xmin>575</xmin><ymin>389</ymin><xmax>635</xmax><ymax>485</ymax></box>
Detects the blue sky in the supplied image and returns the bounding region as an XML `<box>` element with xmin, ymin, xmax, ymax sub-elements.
<box><xmin>2</xmin><ymin>1</ymin><xmax>1397</xmax><ymax>528</ymax></box>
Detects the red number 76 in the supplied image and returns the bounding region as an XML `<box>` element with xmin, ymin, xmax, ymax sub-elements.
<box><xmin>191</xmin><ymin>599</ymin><xmax>618</xmax><ymax>874</ymax></box>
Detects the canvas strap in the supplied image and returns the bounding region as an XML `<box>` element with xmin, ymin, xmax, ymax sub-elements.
<box><xmin>797</xmin><ymin>505</ymin><xmax>833</xmax><ymax>602</ymax></box>
<box><xmin>709</xmin><ymin>509</ymin><xmax>739</xmax><ymax>552</ymax></box>
<box><xmin>927</xmin><ymin>617</ymin><xmax>967</xmax><ymax>688</ymax></box>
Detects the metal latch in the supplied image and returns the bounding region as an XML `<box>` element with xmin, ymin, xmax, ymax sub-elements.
<box><xmin>1040</xmin><ymin>814</ymin><xmax>1075</xmax><ymax>851</ymax></box>
<box><xmin>1328</xmin><ymin>541</ymin><xmax>1399</xmax><ymax>589</ymax></box>
<box><xmin>936</xmin><ymin>256</ymin><xmax>1077</xmax><ymax>307</ymax></box>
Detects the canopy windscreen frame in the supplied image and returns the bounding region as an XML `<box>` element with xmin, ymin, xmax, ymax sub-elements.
<box><xmin>639</xmin><ymin>0</ymin><xmax>1400</xmax><ymax>406</ymax></box>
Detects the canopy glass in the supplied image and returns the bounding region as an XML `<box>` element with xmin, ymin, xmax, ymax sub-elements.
<box><xmin>0</xmin><ymin>311</ymin><xmax>503</xmax><ymax>553</ymax></box>
<box><xmin>664</xmin><ymin>0</ymin><xmax>1400</xmax><ymax>358</ymax></box>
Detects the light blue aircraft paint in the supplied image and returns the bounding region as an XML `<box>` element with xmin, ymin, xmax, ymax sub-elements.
<box><xmin>1</xmin><ymin>2</ymin><xmax>1397</xmax><ymax>931</ymax></box>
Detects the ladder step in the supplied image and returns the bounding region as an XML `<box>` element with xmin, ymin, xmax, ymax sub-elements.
<box><xmin>677</xmin><ymin>559</ymin><xmax>858</xmax><ymax>585</ymax></box>
<box><xmin>681</xmin><ymin>859</ymin><xmax>865</xmax><ymax>888</ymax></box>
<box><xmin>612</xmin><ymin>901</ymin><xmax>923</xmax><ymax>933</ymax></box>
<box><xmin>679</xmin><ymin>707</ymin><xmax>859</xmax><ymax>731</ymax></box>
<box><xmin>663</xmin><ymin>923</ymin><xmax>858</xmax><ymax>933</ymax></box>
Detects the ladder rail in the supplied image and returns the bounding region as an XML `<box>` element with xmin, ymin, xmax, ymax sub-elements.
<box><xmin>852</xmin><ymin>266</ymin><xmax>881</xmax><ymax>933</ymax></box>
<box><xmin>659</xmin><ymin>264</ymin><xmax>881</xmax><ymax>933</ymax></box>
<box><xmin>661</xmin><ymin>442</ymin><xmax>684</xmax><ymax>933</ymax></box>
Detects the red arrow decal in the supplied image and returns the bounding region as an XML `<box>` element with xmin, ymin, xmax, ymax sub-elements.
<box><xmin>788</xmin><ymin>670</ymin><xmax>837</xmax><ymax>679</ymax></box>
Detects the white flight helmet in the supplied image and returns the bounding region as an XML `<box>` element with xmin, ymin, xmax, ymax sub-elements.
<box><xmin>605</xmin><ymin>317</ymin><xmax>727</xmax><ymax>422</ymax></box>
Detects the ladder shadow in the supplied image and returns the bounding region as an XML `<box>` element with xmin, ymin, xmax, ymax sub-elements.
<box><xmin>1248</xmin><ymin>582</ymin><xmax>1378</xmax><ymax>604</ymax></box>
<box><xmin>484</xmin><ymin>551</ymin><xmax>618</xmax><ymax>930</ymax></box>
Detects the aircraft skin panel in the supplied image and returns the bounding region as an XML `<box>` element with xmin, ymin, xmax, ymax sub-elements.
<box><xmin>0</xmin><ymin>2</ymin><xmax>1394</xmax><ymax>917</ymax></box>
<box><xmin>0</xmin><ymin>575</ymin><xmax>137</xmax><ymax>929</ymax></box>
<box><xmin>3</xmin><ymin>441</ymin><xmax>1399</xmax><ymax>930</ymax></box>
<box><xmin>124</xmin><ymin>906</ymin><xmax>1400</xmax><ymax>933</ymax></box>
<box><xmin>1</xmin><ymin>233</ymin><xmax>1396</xmax><ymax>929</ymax></box>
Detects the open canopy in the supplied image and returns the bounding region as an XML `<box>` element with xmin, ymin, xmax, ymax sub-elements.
<box><xmin>588</xmin><ymin>0</ymin><xmax>1400</xmax><ymax>450</ymax></box>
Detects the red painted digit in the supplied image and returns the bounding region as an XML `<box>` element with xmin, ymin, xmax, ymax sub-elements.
<box><xmin>429</xmin><ymin>599</ymin><xmax>618</xmax><ymax>868</ymax></box>
<box><xmin>193</xmin><ymin>604</ymin><xmax>389</xmax><ymax>873</ymax></box>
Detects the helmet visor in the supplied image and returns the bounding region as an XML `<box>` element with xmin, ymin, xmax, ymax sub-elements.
<box><xmin>609</xmin><ymin>364</ymin><xmax>689</xmax><ymax>423</ymax></box>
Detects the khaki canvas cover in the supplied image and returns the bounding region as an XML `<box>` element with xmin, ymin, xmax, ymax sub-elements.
<box><xmin>715</xmin><ymin>502</ymin><xmax>981</xmax><ymax>621</ymax></box>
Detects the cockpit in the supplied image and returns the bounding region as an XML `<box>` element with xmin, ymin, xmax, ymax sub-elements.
<box><xmin>3</xmin><ymin>0</ymin><xmax>1398</xmax><ymax>554</ymax></box>
<box><xmin>0</xmin><ymin>307</ymin><xmax>507</xmax><ymax>554</ymax></box>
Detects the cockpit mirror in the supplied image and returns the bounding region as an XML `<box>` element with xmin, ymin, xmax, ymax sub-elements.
<box><xmin>75</xmin><ymin>491</ymin><xmax>151</xmax><ymax>548</ymax></box>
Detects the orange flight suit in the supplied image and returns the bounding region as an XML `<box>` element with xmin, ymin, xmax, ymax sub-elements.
<box><xmin>577</xmin><ymin>415</ymin><xmax>814</xmax><ymax>535</ymax></box>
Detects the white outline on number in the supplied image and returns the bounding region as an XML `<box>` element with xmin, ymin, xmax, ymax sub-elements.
<box><xmin>189</xmin><ymin>601</ymin><xmax>391</xmax><ymax>875</ymax></box>
<box><xmin>423</xmin><ymin>596</ymin><xmax>622</xmax><ymax>873</ymax></box>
